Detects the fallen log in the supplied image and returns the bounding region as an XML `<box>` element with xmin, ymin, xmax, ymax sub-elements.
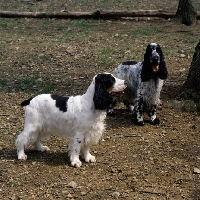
<box><xmin>0</xmin><ymin>10</ymin><xmax>199</xmax><ymax>20</ymax></box>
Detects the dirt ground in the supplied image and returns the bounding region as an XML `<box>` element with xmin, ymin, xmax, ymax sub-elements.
<box><xmin>1</xmin><ymin>1</ymin><xmax>200</xmax><ymax>200</ymax></box>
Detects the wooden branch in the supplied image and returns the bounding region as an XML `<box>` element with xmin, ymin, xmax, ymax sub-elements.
<box><xmin>0</xmin><ymin>10</ymin><xmax>174</xmax><ymax>19</ymax></box>
<box><xmin>100</xmin><ymin>9</ymin><xmax>175</xmax><ymax>19</ymax></box>
<box><xmin>0</xmin><ymin>10</ymin><xmax>199</xmax><ymax>20</ymax></box>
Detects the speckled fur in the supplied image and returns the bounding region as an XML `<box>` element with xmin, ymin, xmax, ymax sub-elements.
<box><xmin>112</xmin><ymin>43</ymin><xmax>168</xmax><ymax>126</ymax></box>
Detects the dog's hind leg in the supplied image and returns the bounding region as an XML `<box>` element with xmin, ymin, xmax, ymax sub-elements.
<box><xmin>68</xmin><ymin>131</ymin><xmax>84</xmax><ymax>167</ymax></box>
<box><xmin>15</xmin><ymin>131</ymin><xmax>28</xmax><ymax>160</ymax></box>
<box><xmin>34</xmin><ymin>138</ymin><xmax>50</xmax><ymax>152</ymax></box>
<box><xmin>123</xmin><ymin>87</ymin><xmax>135</xmax><ymax>112</ymax></box>
<box><xmin>16</xmin><ymin>128</ymin><xmax>39</xmax><ymax>160</ymax></box>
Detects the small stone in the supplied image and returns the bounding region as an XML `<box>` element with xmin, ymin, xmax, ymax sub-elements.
<box><xmin>149</xmin><ymin>157</ymin><xmax>154</xmax><ymax>161</ymax></box>
<box><xmin>179</xmin><ymin>54</ymin><xmax>186</xmax><ymax>58</ymax></box>
<box><xmin>112</xmin><ymin>191</ymin><xmax>120</xmax><ymax>198</ymax></box>
<box><xmin>68</xmin><ymin>181</ymin><xmax>77</xmax><ymax>188</ymax></box>
<box><xmin>80</xmin><ymin>191</ymin><xmax>87</xmax><ymax>195</ymax></box>
<box><xmin>67</xmin><ymin>193</ymin><xmax>73</xmax><ymax>198</ymax></box>
<box><xmin>193</xmin><ymin>167</ymin><xmax>200</xmax><ymax>174</ymax></box>
<box><xmin>177</xmin><ymin>49</ymin><xmax>185</xmax><ymax>54</ymax></box>
<box><xmin>62</xmin><ymin>190</ymin><xmax>68</xmax><ymax>195</ymax></box>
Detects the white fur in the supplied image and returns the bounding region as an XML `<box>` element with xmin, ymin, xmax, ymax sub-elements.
<box><xmin>16</xmin><ymin>74</ymin><xmax>126</xmax><ymax>167</ymax></box>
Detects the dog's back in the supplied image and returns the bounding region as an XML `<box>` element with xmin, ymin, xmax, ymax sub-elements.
<box><xmin>113</xmin><ymin>61</ymin><xmax>143</xmax><ymax>94</ymax></box>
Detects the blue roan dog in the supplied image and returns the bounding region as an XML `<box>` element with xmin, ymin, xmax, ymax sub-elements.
<box><xmin>109</xmin><ymin>43</ymin><xmax>168</xmax><ymax>126</ymax></box>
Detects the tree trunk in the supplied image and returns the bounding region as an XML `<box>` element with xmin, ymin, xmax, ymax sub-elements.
<box><xmin>175</xmin><ymin>0</ymin><xmax>197</xmax><ymax>25</ymax></box>
<box><xmin>180</xmin><ymin>41</ymin><xmax>200</xmax><ymax>102</ymax></box>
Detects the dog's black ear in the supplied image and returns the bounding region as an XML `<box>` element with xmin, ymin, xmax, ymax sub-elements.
<box><xmin>141</xmin><ymin>47</ymin><xmax>152</xmax><ymax>82</ymax></box>
<box><xmin>156</xmin><ymin>45</ymin><xmax>168</xmax><ymax>80</ymax></box>
<box><xmin>93</xmin><ymin>74</ymin><xmax>114</xmax><ymax>110</ymax></box>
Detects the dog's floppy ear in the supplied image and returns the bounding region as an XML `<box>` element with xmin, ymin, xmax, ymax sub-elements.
<box><xmin>141</xmin><ymin>45</ymin><xmax>152</xmax><ymax>82</ymax></box>
<box><xmin>93</xmin><ymin>74</ymin><xmax>114</xmax><ymax>110</ymax></box>
<box><xmin>156</xmin><ymin>45</ymin><xmax>168</xmax><ymax>80</ymax></box>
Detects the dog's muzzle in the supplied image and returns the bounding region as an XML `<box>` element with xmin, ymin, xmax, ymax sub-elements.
<box><xmin>150</xmin><ymin>50</ymin><xmax>160</xmax><ymax>66</ymax></box>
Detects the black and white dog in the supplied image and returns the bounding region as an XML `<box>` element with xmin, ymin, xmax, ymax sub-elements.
<box><xmin>109</xmin><ymin>43</ymin><xmax>168</xmax><ymax>126</ymax></box>
<box><xmin>15</xmin><ymin>73</ymin><xmax>126</xmax><ymax>167</ymax></box>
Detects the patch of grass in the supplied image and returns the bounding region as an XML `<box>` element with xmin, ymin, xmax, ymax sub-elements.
<box><xmin>31</xmin><ymin>54</ymin><xmax>52</xmax><ymax>62</ymax></box>
<box><xmin>39</xmin><ymin>54</ymin><xmax>51</xmax><ymax>61</ymax></box>
<box><xmin>73</xmin><ymin>19</ymin><xmax>91</xmax><ymax>29</ymax></box>
<box><xmin>73</xmin><ymin>19</ymin><xmax>105</xmax><ymax>29</ymax></box>
<box><xmin>0</xmin><ymin>19</ymin><xmax>8</xmax><ymax>28</ymax></box>
<box><xmin>0</xmin><ymin>73</ymin><xmax>55</xmax><ymax>95</ymax></box>
<box><xmin>188</xmin><ymin>50</ymin><xmax>195</xmax><ymax>55</ymax></box>
<box><xmin>99</xmin><ymin>47</ymin><xmax>116</xmax><ymax>68</ymax></box>
<box><xmin>132</xmin><ymin>26</ymin><xmax>160</xmax><ymax>38</ymax></box>
<box><xmin>100</xmin><ymin>47</ymin><xmax>114</xmax><ymax>56</ymax></box>
<box><xmin>94</xmin><ymin>193</ymin><xmax>104</xmax><ymax>199</ymax></box>
<box><xmin>188</xmin><ymin>37</ymin><xmax>199</xmax><ymax>44</ymax></box>
<box><xmin>0</xmin><ymin>78</ymin><xmax>7</xmax><ymax>87</ymax></box>
<box><xmin>56</xmin><ymin>24</ymin><xmax>69</xmax><ymax>31</ymax></box>
<box><xmin>34</xmin><ymin>182</ymin><xmax>41</xmax><ymax>187</ymax></box>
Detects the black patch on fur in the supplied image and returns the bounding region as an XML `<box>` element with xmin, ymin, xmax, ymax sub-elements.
<box><xmin>51</xmin><ymin>94</ymin><xmax>69</xmax><ymax>112</ymax></box>
<box><xmin>21</xmin><ymin>97</ymin><xmax>33</xmax><ymax>107</ymax></box>
<box><xmin>122</xmin><ymin>61</ymin><xmax>138</xmax><ymax>65</ymax></box>
<box><xmin>141</xmin><ymin>43</ymin><xmax>168</xmax><ymax>82</ymax></box>
<box><xmin>93</xmin><ymin>74</ymin><xmax>115</xmax><ymax>110</ymax></box>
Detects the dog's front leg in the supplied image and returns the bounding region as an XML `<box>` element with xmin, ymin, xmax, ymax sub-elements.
<box><xmin>133</xmin><ymin>97</ymin><xmax>144</xmax><ymax>126</ymax></box>
<box><xmin>148</xmin><ymin>104</ymin><xmax>160</xmax><ymax>125</ymax></box>
<box><xmin>81</xmin><ymin>144</ymin><xmax>96</xmax><ymax>163</ymax></box>
<box><xmin>107</xmin><ymin>98</ymin><xmax>117</xmax><ymax>116</ymax></box>
<box><xmin>68</xmin><ymin>131</ymin><xmax>83</xmax><ymax>167</ymax></box>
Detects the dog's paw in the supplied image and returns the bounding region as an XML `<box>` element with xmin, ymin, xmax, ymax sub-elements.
<box><xmin>133</xmin><ymin>113</ymin><xmax>144</xmax><ymax>126</ymax></box>
<box><xmin>18</xmin><ymin>153</ymin><xmax>27</xmax><ymax>160</ymax></box>
<box><xmin>150</xmin><ymin>118</ymin><xmax>160</xmax><ymax>125</ymax></box>
<box><xmin>107</xmin><ymin>110</ymin><xmax>116</xmax><ymax>116</ymax></box>
<box><xmin>38</xmin><ymin>146</ymin><xmax>50</xmax><ymax>152</ymax></box>
<box><xmin>71</xmin><ymin>159</ymin><xmax>82</xmax><ymax>168</ymax></box>
<box><xmin>136</xmin><ymin>121</ymin><xmax>145</xmax><ymax>126</ymax></box>
<box><xmin>85</xmin><ymin>153</ymin><xmax>96</xmax><ymax>163</ymax></box>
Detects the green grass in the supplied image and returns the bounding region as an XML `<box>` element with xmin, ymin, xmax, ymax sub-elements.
<box><xmin>99</xmin><ymin>47</ymin><xmax>116</xmax><ymax>68</ymax></box>
<box><xmin>132</xmin><ymin>26</ymin><xmax>161</xmax><ymax>38</ymax></box>
<box><xmin>0</xmin><ymin>19</ymin><xmax>8</xmax><ymax>28</ymax></box>
<box><xmin>0</xmin><ymin>73</ymin><xmax>55</xmax><ymax>95</ymax></box>
<box><xmin>73</xmin><ymin>19</ymin><xmax>105</xmax><ymax>28</ymax></box>
<box><xmin>94</xmin><ymin>193</ymin><xmax>104</xmax><ymax>199</ymax></box>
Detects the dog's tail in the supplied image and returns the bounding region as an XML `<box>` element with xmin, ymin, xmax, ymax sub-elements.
<box><xmin>21</xmin><ymin>97</ymin><xmax>33</xmax><ymax>107</ymax></box>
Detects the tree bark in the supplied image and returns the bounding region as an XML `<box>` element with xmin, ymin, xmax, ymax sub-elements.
<box><xmin>0</xmin><ymin>10</ymin><xmax>199</xmax><ymax>20</ymax></box>
<box><xmin>175</xmin><ymin>0</ymin><xmax>197</xmax><ymax>25</ymax></box>
<box><xmin>180</xmin><ymin>41</ymin><xmax>200</xmax><ymax>101</ymax></box>
<box><xmin>0</xmin><ymin>10</ymin><xmax>177</xmax><ymax>19</ymax></box>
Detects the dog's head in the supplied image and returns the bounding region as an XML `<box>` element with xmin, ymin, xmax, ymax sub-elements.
<box><xmin>93</xmin><ymin>73</ymin><xmax>126</xmax><ymax>110</ymax></box>
<box><xmin>141</xmin><ymin>43</ymin><xmax>168</xmax><ymax>82</ymax></box>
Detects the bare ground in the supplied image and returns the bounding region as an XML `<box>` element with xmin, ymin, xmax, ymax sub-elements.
<box><xmin>1</xmin><ymin>1</ymin><xmax>200</xmax><ymax>199</ymax></box>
